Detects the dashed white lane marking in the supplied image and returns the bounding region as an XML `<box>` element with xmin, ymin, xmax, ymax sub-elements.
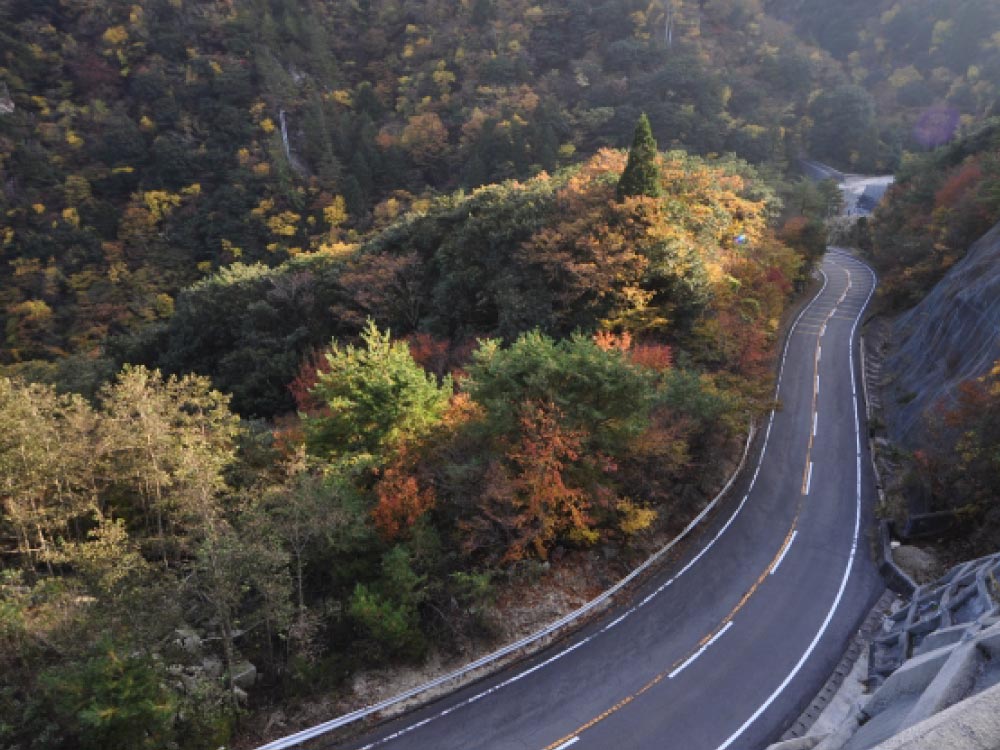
<box><xmin>770</xmin><ymin>531</ymin><xmax>798</xmax><ymax>575</ymax></box>
<box><xmin>602</xmin><ymin>612</ymin><xmax>631</xmax><ymax>632</ymax></box>
<box><xmin>815</xmin><ymin>374</ymin><xmax>820</xmax><ymax>396</ymax></box>
<box><xmin>669</xmin><ymin>621</ymin><xmax>735</xmax><ymax>679</ymax></box>
<box><xmin>813</xmin><ymin>412</ymin><xmax>819</xmax><ymax>438</ymax></box>
<box><xmin>552</xmin><ymin>737</ymin><xmax>580</xmax><ymax>750</ymax></box>
<box><xmin>817</xmin><ymin>346</ymin><xmax>822</xmax><ymax>363</ymax></box>
<box><xmin>804</xmin><ymin>462</ymin><xmax>814</xmax><ymax>495</ymax></box>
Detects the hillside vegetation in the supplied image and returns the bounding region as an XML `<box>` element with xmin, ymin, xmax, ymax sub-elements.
<box><xmin>0</xmin><ymin>0</ymin><xmax>884</xmax><ymax>371</ymax></box>
<box><xmin>868</xmin><ymin>119</ymin><xmax>1000</xmax><ymax>311</ymax></box>
<box><xmin>121</xmin><ymin>145</ymin><xmax>797</xmax><ymax>416</ymax></box>
<box><xmin>1</xmin><ymin>137</ymin><xmax>804</xmax><ymax>748</ymax></box>
<box><xmin>768</xmin><ymin>0</ymin><xmax>1000</xmax><ymax>141</ymax></box>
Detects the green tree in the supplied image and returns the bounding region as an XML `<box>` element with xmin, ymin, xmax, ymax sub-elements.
<box><xmin>348</xmin><ymin>546</ymin><xmax>427</xmax><ymax>661</ymax></box>
<box><xmin>471</xmin><ymin>0</ymin><xmax>498</xmax><ymax>26</ymax></box>
<box><xmin>305</xmin><ymin>321</ymin><xmax>453</xmax><ymax>460</ymax></box>
<box><xmin>256</xmin><ymin>453</ymin><xmax>345</xmax><ymax>611</ymax></box>
<box><xmin>465</xmin><ymin>331</ymin><xmax>655</xmax><ymax>454</ymax></box>
<box><xmin>808</xmin><ymin>85</ymin><xmax>880</xmax><ymax>171</ymax></box>
<box><xmin>37</xmin><ymin>644</ymin><xmax>177</xmax><ymax>750</ymax></box>
<box><xmin>0</xmin><ymin>378</ymin><xmax>96</xmax><ymax>570</ymax></box>
<box><xmin>617</xmin><ymin>114</ymin><xmax>662</xmax><ymax>201</ymax></box>
<box><xmin>186</xmin><ymin>518</ymin><xmax>290</xmax><ymax>707</ymax></box>
<box><xmin>98</xmin><ymin>366</ymin><xmax>240</xmax><ymax>564</ymax></box>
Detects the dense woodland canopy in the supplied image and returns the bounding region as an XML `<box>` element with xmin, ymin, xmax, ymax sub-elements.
<box><xmin>768</xmin><ymin>0</ymin><xmax>1000</xmax><ymax>132</ymax></box>
<box><xmin>2</xmin><ymin>0</ymin><xmax>999</xmax><ymax>747</ymax></box>
<box><xmin>2</xmin><ymin>142</ymin><xmax>803</xmax><ymax>748</ymax></box>
<box><xmin>4</xmin><ymin>0</ymin><xmax>994</xmax><ymax>374</ymax></box>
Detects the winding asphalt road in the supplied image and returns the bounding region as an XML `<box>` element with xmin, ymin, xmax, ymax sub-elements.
<box><xmin>335</xmin><ymin>249</ymin><xmax>885</xmax><ymax>750</ymax></box>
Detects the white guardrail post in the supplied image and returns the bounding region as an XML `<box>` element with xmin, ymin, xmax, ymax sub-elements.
<box><xmin>255</xmin><ymin>422</ymin><xmax>757</xmax><ymax>750</ymax></box>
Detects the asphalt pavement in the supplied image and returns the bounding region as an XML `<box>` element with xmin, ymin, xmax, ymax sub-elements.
<box><xmin>337</xmin><ymin>249</ymin><xmax>886</xmax><ymax>750</ymax></box>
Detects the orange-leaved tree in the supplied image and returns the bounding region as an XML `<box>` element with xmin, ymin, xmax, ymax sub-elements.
<box><xmin>466</xmin><ymin>400</ymin><xmax>595</xmax><ymax>563</ymax></box>
<box><xmin>372</xmin><ymin>449</ymin><xmax>436</xmax><ymax>542</ymax></box>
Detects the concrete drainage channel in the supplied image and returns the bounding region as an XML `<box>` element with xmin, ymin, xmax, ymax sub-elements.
<box><xmin>860</xmin><ymin>318</ymin><xmax>918</xmax><ymax>598</ymax></box>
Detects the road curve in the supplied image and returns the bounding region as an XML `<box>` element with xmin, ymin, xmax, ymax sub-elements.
<box><xmin>335</xmin><ymin>250</ymin><xmax>885</xmax><ymax>750</ymax></box>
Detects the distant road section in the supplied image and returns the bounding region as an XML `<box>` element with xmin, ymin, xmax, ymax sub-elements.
<box><xmin>800</xmin><ymin>158</ymin><xmax>894</xmax><ymax>216</ymax></box>
<box><xmin>327</xmin><ymin>251</ymin><xmax>885</xmax><ymax>750</ymax></box>
<box><xmin>800</xmin><ymin>159</ymin><xmax>847</xmax><ymax>183</ymax></box>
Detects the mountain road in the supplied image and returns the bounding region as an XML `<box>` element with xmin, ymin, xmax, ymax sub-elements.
<box><xmin>331</xmin><ymin>249</ymin><xmax>886</xmax><ymax>750</ymax></box>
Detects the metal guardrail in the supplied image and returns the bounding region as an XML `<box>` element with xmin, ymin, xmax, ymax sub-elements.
<box><xmin>255</xmin><ymin>423</ymin><xmax>757</xmax><ymax>750</ymax></box>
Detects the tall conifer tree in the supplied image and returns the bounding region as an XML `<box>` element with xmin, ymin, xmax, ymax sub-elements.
<box><xmin>617</xmin><ymin>114</ymin><xmax>662</xmax><ymax>201</ymax></box>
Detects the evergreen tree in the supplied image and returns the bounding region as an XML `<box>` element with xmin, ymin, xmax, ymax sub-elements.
<box><xmin>305</xmin><ymin>321</ymin><xmax>453</xmax><ymax>460</ymax></box>
<box><xmin>617</xmin><ymin>114</ymin><xmax>662</xmax><ymax>201</ymax></box>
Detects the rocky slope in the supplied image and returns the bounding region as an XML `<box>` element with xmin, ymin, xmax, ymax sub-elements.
<box><xmin>769</xmin><ymin>553</ymin><xmax>1000</xmax><ymax>750</ymax></box>
<box><xmin>885</xmin><ymin>220</ymin><xmax>1000</xmax><ymax>446</ymax></box>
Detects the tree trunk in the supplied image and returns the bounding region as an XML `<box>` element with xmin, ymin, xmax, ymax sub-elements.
<box><xmin>296</xmin><ymin>553</ymin><xmax>305</xmax><ymax>611</ymax></box>
<box><xmin>220</xmin><ymin>611</ymin><xmax>239</xmax><ymax>709</ymax></box>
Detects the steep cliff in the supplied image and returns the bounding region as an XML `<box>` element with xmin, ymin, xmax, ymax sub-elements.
<box><xmin>886</xmin><ymin>221</ymin><xmax>1000</xmax><ymax>446</ymax></box>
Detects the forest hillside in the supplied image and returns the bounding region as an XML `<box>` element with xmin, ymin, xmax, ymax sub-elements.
<box><xmin>5</xmin><ymin>0</ymin><xmax>991</xmax><ymax>375</ymax></box>
<box><xmin>2</xmin><ymin>126</ymin><xmax>807</xmax><ymax>749</ymax></box>
<box><xmin>768</xmin><ymin>0</ymin><xmax>999</xmax><ymax>142</ymax></box>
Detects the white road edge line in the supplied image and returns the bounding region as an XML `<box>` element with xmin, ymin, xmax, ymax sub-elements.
<box><xmin>771</xmin><ymin>531</ymin><xmax>798</xmax><ymax>575</ymax></box>
<box><xmin>602</xmin><ymin>611</ymin><xmax>632</xmax><ymax>632</ymax></box>
<box><xmin>256</xmin><ymin>266</ymin><xmax>836</xmax><ymax>750</ymax></box>
<box><xmin>552</xmin><ymin>737</ymin><xmax>580</xmax><ymax>750</ymax></box>
<box><xmin>669</xmin><ymin>621</ymin><xmax>735</xmax><ymax>679</ymax></box>
<box><xmin>713</xmin><ymin>250</ymin><xmax>877</xmax><ymax>750</ymax></box>
<box><xmin>357</xmin><ymin>639</ymin><xmax>593</xmax><ymax>750</ymax></box>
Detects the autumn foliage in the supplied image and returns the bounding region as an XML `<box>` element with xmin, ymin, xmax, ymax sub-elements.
<box><xmin>871</xmin><ymin>121</ymin><xmax>1000</xmax><ymax>310</ymax></box>
<box><xmin>472</xmin><ymin>402</ymin><xmax>594</xmax><ymax>562</ymax></box>
<box><xmin>288</xmin><ymin>348</ymin><xmax>333</xmax><ymax>415</ymax></box>
<box><xmin>373</xmin><ymin>453</ymin><xmax>437</xmax><ymax>542</ymax></box>
<box><xmin>4</xmin><ymin>0</ymin><xmax>1000</xmax><ymax>743</ymax></box>
<box><xmin>910</xmin><ymin>360</ymin><xmax>1000</xmax><ymax>554</ymax></box>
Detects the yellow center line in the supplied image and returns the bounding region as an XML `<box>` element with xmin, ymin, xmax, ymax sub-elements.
<box><xmin>542</xmin><ymin>518</ymin><xmax>802</xmax><ymax>750</ymax></box>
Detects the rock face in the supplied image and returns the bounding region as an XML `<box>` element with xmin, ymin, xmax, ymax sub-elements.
<box><xmin>886</xmin><ymin>221</ymin><xmax>1000</xmax><ymax>447</ymax></box>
